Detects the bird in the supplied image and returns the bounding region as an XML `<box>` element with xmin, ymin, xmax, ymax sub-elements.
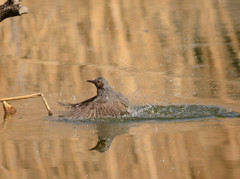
<box><xmin>62</xmin><ymin>77</ymin><xmax>130</xmax><ymax>119</ymax></box>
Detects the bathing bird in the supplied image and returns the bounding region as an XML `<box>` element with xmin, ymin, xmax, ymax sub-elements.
<box><xmin>62</xmin><ymin>77</ymin><xmax>130</xmax><ymax>119</ymax></box>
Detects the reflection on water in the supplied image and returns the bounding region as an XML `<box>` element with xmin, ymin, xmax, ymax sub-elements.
<box><xmin>1</xmin><ymin>115</ymin><xmax>240</xmax><ymax>179</ymax></box>
<box><xmin>0</xmin><ymin>0</ymin><xmax>240</xmax><ymax>105</ymax></box>
<box><xmin>89</xmin><ymin>123</ymin><xmax>129</xmax><ymax>152</ymax></box>
<box><xmin>0</xmin><ymin>0</ymin><xmax>240</xmax><ymax>178</ymax></box>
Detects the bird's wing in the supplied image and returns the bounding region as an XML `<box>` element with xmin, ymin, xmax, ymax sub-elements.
<box><xmin>115</xmin><ymin>92</ymin><xmax>130</xmax><ymax>108</ymax></box>
<box><xmin>66</xmin><ymin>97</ymin><xmax>128</xmax><ymax>119</ymax></box>
<box><xmin>59</xmin><ymin>96</ymin><xmax>97</xmax><ymax>108</ymax></box>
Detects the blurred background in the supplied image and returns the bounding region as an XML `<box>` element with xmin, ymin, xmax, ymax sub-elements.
<box><xmin>0</xmin><ymin>0</ymin><xmax>239</xmax><ymax>106</ymax></box>
<box><xmin>0</xmin><ymin>0</ymin><xmax>240</xmax><ymax>178</ymax></box>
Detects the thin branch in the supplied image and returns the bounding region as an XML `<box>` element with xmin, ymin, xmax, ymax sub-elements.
<box><xmin>0</xmin><ymin>93</ymin><xmax>43</xmax><ymax>102</ymax></box>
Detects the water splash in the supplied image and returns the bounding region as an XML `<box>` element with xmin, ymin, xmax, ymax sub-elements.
<box><xmin>129</xmin><ymin>104</ymin><xmax>240</xmax><ymax>120</ymax></box>
<box><xmin>57</xmin><ymin>104</ymin><xmax>240</xmax><ymax>123</ymax></box>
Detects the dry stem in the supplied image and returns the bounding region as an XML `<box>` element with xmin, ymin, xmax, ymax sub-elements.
<box><xmin>0</xmin><ymin>93</ymin><xmax>53</xmax><ymax>116</ymax></box>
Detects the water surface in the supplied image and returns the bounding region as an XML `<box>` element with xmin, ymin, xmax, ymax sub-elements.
<box><xmin>0</xmin><ymin>0</ymin><xmax>240</xmax><ymax>178</ymax></box>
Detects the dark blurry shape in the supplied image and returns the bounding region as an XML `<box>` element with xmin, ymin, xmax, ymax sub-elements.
<box><xmin>89</xmin><ymin>123</ymin><xmax>129</xmax><ymax>152</ymax></box>
<box><xmin>0</xmin><ymin>0</ymin><xmax>28</xmax><ymax>22</ymax></box>
<box><xmin>0</xmin><ymin>93</ymin><xmax>53</xmax><ymax>116</ymax></box>
<box><xmin>64</xmin><ymin>77</ymin><xmax>130</xmax><ymax>119</ymax></box>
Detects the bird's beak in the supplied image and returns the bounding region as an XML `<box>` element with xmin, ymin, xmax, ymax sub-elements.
<box><xmin>87</xmin><ymin>80</ymin><xmax>94</xmax><ymax>84</ymax></box>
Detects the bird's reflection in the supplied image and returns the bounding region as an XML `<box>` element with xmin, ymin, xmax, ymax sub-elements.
<box><xmin>90</xmin><ymin>123</ymin><xmax>129</xmax><ymax>152</ymax></box>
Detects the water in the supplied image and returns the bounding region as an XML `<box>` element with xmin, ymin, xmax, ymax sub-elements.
<box><xmin>0</xmin><ymin>0</ymin><xmax>240</xmax><ymax>178</ymax></box>
<box><xmin>57</xmin><ymin>104</ymin><xmax>240</xmax><ymax>123</ymax></box>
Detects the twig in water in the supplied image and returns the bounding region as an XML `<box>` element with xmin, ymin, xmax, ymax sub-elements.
<box><xmin>0</xmin><ymin>93</ymin><xmax>53</xmax><ymax>116</ymax></box>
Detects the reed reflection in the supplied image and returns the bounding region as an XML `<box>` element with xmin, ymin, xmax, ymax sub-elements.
<box><xmin>0</xmin><ymin>0</ymin><xmax>239</xmax><ymax>106</ymax></box>
<box><xmin>0</xmin><ymin>117</ymin><xmax>239</xmax><ymax>178</ymax></box>
<box><xmin>2</xmin><ymin>113</ymin><xmax>15</xmax><ymax>128</ymax></box>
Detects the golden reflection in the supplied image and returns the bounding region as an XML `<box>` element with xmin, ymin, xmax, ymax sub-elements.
<box><xmin>0</xmin><ymin>0</ymin><xmax>239</xmax><ymax>106</ymax></box>
<box><xmin>0</xmin><ymin>120</ymin><xmax>238</xmax><ymax>178</ymax></box>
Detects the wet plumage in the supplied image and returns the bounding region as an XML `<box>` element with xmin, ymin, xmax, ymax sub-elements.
<box><xmin>63</xmin><ymin>77</ymin><xmax>130</xmax><ymax>119</ymax></box>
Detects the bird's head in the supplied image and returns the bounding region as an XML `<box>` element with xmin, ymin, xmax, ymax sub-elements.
<box><xmin>87</xmin><ymin>77</ymin><xmax>111</xmax><ymax>90</ymax></box>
